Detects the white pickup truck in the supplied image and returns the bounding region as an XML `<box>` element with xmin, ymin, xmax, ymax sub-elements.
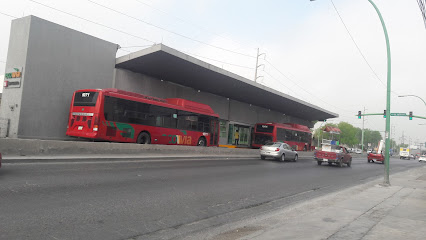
<box><xmin>399</xmin><ymin>148</ymin><xmax>410</xmax><ymax>160</ymax></box>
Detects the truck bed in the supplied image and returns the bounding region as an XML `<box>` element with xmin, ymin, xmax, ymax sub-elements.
<box><xmin>314</xmin><ymin>150</ymin><xmax>340</xmax><ymax>162</ymax></box>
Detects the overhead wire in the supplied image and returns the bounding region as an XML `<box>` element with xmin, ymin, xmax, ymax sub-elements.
<box><xmin>87</xmin><ymin>0</ymin><xmax>256</xmax><ymax>59</ymax></box>
<box><xmin>27</xmin><ymin>0</ymin><xmax>361</xmax><ymax>121</ymax></box>
<box><xmin>0</xmin><ymin>11</ymin><xmax>18</xmax><ymax>19</ymax></box>
<box><xmin>418</xmin><ymin>0</ymin><xmax>426</xmax><ymax>28</ymax></box>
<box><xmin>329</xmin><ymin>0</ymin><xmax>400</xmax><ymax>96</ymax></box>
<box><xmin>134</xmin><ymin>0</ymin><xmax>258</xmax><ymax>51</ymax></box>
<box><xmin>182</xmin><ymin>51</ymin><xmax>254</xmax><ymax>70</ymax></box>
<box><xmin>29</xmin><ymin>0</ymin><xmax>156</xmax><ymax>44</ymax></box>
<box><xmin>116</xmin><ymin>44</ymin><xmax>254</xmax><ymax>70</ymax></box>
<box><xmin>27</xmin><ymin>1</ymin><xmax>255</xmax><ymax>71</ymax></box>
<box><xmin>263</xmin><ymin>58</ymin><xmax>354</xmax><ymax>114</ymax></box>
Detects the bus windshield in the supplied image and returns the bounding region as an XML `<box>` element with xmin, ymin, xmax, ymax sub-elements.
<box><xmin>73</xmin><ymin>91</ymin><xmax>99</xmax><ymax>106</ymax></box>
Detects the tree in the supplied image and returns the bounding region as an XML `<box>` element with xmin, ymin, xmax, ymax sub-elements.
<box><xmin>337</xmin><ymin>122</ymin><xmax>359</xmax><ymax>147</ymax></box>
<box><xmin>313</xmin><ymin>121</ymin><xmax>382</xmax><ymax>150</ymax></box>
<box><xmin>362</xmin><ymin>129</ymin><xmax>382</xmax><ymax>149</ymax></box>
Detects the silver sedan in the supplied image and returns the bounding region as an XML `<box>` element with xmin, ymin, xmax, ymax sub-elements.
<box><xmin>260</xmin><ymin>142</ymin><xmax>298</xmax><ymax>162</ymax></box>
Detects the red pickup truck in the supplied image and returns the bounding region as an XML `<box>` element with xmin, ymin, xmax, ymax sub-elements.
<box><xmin>314</xmin><ymin>146</ymin><xmax>352</xmax><ymax>167</ymax></box>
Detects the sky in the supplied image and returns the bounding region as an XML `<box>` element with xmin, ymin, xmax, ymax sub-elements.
<box><xmin>0</xmin><ymin>0</ymin><xmax>425</xmax><ymax>146</ymax></box>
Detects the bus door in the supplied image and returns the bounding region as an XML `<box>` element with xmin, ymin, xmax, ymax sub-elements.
<box><xmin>210</xmin><ymin>119</ymin><xmax>219</xmax><ymax>146</ymax></box>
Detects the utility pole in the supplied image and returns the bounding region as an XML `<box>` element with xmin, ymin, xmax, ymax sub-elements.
<box><xmin>361</xmin><ymin>107</ymin><xmax>365</xmax><ymax>151</ymax></box>
<box><xmin>254</xmin><ymin>48</ymin><xmax>265</xmax><ymax>83</ymax></box>
<box><xmin>400</xmin><ymin>131</ymin><xmax>405</xmax><ymax>145</ymax></box>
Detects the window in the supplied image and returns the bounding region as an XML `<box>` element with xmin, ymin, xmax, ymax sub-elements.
<box><xmin>219</xmin><ymin>120</ymin><xmax>227</xmax><ymax>138</ymax></box>
<box><xmin>277</xmin><ymin>128</ymin><xmax>286</xmax><ymax>141</ymax></box>
<box><xmin>151</xmin><ymin>105</ymin><xmax>177</xmax><ymax>128</ymax></box>
<box><xmin>256</xmin><ymin>125</ymin><xmax>274</xmax><ymax>133</ymax></box>
<box><xmin>177</xmin><ymin>111</ymin><xmax>197</xmax><ymax>130</ymax></box>
<box><xmin>103</xmin><ymin>96</ymin><xmax>214</xmax><ymax>131</ymax></box>
<box><xmin>74</xmin><ymin>91</ymin><xmax>98</xmax><ymax>106</ymax></box>
<box><xmin>198</xmin><ymin>115</ymin><xmax>211</xmax><ymax>132</ymax></box>
<box><xmin>265</xmin><ymin>142</ymin><xmax>281</xmax><ymax>147</ymax></box>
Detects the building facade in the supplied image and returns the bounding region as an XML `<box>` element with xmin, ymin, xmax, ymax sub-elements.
<box><xmin>0</xmin><ymin>16</ymin><xmax>337</xmax><ymax>147</ymax></box>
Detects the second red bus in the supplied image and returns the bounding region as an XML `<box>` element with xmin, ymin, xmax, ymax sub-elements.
<box><xmin>252</xmin><ymin>122</ymin><xmax>312</xmax><ymax>151</ymax></box>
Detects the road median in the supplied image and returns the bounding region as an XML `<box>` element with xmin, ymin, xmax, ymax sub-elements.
<box><xmin>0</xmin><ymin>138</ymin><xmax>315</xmax><ymax>163</ymax></box>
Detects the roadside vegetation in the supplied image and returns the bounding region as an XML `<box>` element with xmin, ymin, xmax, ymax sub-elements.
<box><xmin>313</xmin><ymin>122</ymin><xmax>400</xmax><ymax>150</ymax></box>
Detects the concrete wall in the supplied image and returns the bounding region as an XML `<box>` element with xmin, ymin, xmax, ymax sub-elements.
<box><xmin>0</xmin><ymin>17</ymin><xmax>31</xmax><ymax>138</ymax></box>
<box><xmin>0</xmin><ymin>16</ymin><xmax>118</xmax><ymax>139</ymax></box>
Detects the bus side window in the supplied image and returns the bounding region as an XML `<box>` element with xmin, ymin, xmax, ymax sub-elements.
<box><xmin>277</xmin><ymin>128</ymin><xmax>286</xmax><ymax>141</ymax></box>
<box><xmin>285</xmin><ymin>130</ymin><xmax>292</xmax><ymax>141</ymax></box>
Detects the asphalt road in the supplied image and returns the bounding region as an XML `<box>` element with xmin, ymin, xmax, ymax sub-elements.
<box><xmin>0</xmin><ymin>155</ymin><xmax>423</xmax><ymax>240</ymax></box>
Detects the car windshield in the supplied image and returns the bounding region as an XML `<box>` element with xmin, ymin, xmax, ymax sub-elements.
<box><xmin>264</xmin><ymin>143</ymin><xmax>282</xmax><ymax>147</ymax></box>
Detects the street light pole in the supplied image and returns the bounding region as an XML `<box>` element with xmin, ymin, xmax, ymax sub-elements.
<box><xmin>398</xmin><ymin>95</ymin><xmax>426</xmax><ymax>109</ymax></box>
<box><xmin>361</xmin><ymin>107</ymin><xmax>365</xmax><ymax>151</ymax></box>
<box><xmin>367</xmin><ymin>0</ymin><xmax>392</xmax><ymax>186</ymax></box>
<box><xmin>310</xmin><ymin>0</ymin><xmax>392</xmax><ymax>185</ymax></box>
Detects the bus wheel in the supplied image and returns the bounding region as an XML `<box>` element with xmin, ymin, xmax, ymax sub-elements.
<box><xmin>197</xmin><ymin>137</ymin><xmax>206</xmax><ymax>146</ymax></box>
<box><xmin>137</xmin><ymin>132</ymin><xmax>151</xmax><ymax>144</ymax></box>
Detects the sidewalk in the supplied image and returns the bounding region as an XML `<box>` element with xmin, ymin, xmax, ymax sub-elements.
<box><xmin>196</xmin><ymin>166</ymin><xmax>426</xmax><ymax>240</ymax></box>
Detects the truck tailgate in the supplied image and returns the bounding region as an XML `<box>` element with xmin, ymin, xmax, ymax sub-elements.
<box><xmin>315</xmin><ymin>151</ymin><xmax>338</xmax><ymax>160</ymax></box>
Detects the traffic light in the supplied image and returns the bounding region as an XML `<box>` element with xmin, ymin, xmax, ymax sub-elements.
<box><xmin>409</xmin><ymin>111</ymin><xmax>413</xmax><ymax>120</ymax></box>
<box><xmin>383</xmin><ymin>110</ymin><xmax>386</xmax><ymax>118</ymax></box>
<box><xmin>358</xmin><ymin>111</ymin><xmax>362</xmax><ymax>119</ymax></box>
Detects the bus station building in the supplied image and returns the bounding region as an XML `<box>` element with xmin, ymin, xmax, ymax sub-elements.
<box><xmin>0</xmin><ymin>16</ymin><xmax>337</xmax><ymax>147</ymax></box>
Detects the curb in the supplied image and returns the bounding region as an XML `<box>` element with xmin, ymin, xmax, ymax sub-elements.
<box><xmin>2</xmin><ymin>155</ymin><xmax>261</xmax><ymax>164</ymax></box>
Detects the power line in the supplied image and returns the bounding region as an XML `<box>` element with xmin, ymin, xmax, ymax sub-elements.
<box><xmin>27</xmin><ymin>0</ymin><xmax>359</xmax><ymax>118</ymax></box>
<box><xmin>87</xmin><ymin>0</ymin><xmax>256</xmax><ymax>59</ymax></box>
<box><xmin>29</xmin><ymin>0</ymin><xmax>156</xmax><ymax>44</ymax></box>
<box><xmin>134</xmin><ymin>0</ymin><xmax>257</xmax><ymax>51</ymax></box>
<box><xmin>264</xmin><ymin>58</ymin><xmax>354</xmax><ymax>114</ymax></box>
<box><xmin>418</xmin><ymin>0</ymin><xmax>426</xmax><ymax>28</ymax></box>
<box><xmin>0</xmin><ymin>11</ymin><xmax>18</xmax><ymax>19</ymax></box>
<box><xmin>117</xmin><ymin>44</ymin><xmax>254</xmax><ymax>70</ymax></box>
<box><xmin>182</xmin><ymin>51</ymin><xmax>254</xmax><ymax>70</ymax></box>
<box><xmin>329</xmin><ymin>0</ymin><xmax>399</xmax><ymax>96</ymax></box>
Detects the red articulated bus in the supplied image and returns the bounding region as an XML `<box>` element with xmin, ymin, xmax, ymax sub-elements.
<box><xmin>66</xmin><ymin>88</ymin><xmax>219</xmax><ymax>146</ymax></box>
<box><xmin>252</xmin><ymin>123</ymin><xmax>312</xmax><ymax>151</ymax></box>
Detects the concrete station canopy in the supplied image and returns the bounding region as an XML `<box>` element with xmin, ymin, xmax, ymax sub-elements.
<box><xmin>116</xmin><ymin>44</ymin><xmax>338</xmax><ymax>121</ymax></box>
